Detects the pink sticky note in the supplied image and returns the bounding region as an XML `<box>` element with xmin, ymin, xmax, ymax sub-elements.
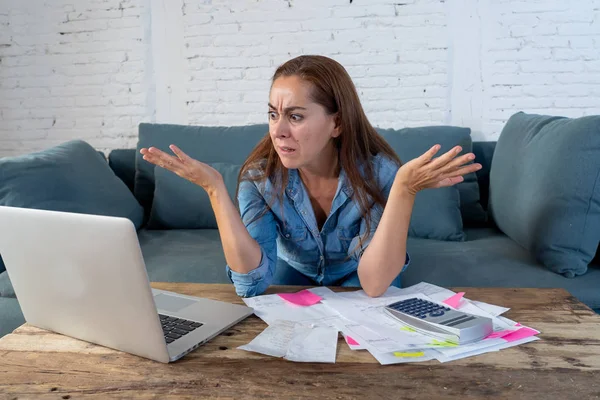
<box><xmin>443</xmin><ymin>292</ymin><xmax>466</xmax><ymax>308</ymax></box>
<box><xmin>346</xmin><ymin>336</ymin><xmax>360</xmax><ymax>346</ymax></box>
<box><xmin>277</xmin><ymin>289</ymin><xmax>322</xmax><ymax>306</ymax></box>
<box><xmin>501</xmin><ymin>327</ymin><xmax>539</xmax><ymax>343</ymax></box>
<box><xmin>485</xmin><ymin>330</ymin><xmax>514</xmax><ymax>339</ymax></box>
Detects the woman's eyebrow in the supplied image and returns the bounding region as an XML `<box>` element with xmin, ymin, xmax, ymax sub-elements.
<box><xmin>268</xmin><ymin>103</ymin><xmax>308</xmax><ymax>113</ymax></box>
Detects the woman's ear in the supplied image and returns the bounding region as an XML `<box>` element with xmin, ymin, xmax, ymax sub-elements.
<box><xmin>332</xmin><ymin>114</ymin><xmax>342</xmax><ymax>138</ymax></box>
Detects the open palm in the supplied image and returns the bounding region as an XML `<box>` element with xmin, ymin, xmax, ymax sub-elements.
<box><xmin>396</xmin><ymin>145</ymin><xmax>482</xmax><ymax>195</ymax></box>
<box><xmin>139</xmin><ymin>145</ymin><xmax>223</xmax><ymax>193</ymax></box>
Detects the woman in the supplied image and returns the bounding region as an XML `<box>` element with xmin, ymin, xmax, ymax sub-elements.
<box><xmin>140</xmin><ymin>55</ymin><xmax>481</xmax><ymax>298</ymax></box>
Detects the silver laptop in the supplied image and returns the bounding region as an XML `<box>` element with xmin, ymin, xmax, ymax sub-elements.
<box><xmin>0</xmin><ymin>205</ymin><xmax>254</xmax><ymax>363</ymax></box>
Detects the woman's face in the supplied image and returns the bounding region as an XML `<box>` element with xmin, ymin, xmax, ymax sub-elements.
<box><xmin>268</xmin><ymin>75</ymin><xmax>340</xmax><ymax>171</ymax></box>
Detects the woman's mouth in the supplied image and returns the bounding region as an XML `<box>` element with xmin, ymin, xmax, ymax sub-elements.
<box><xmin>279</xmin><ymin>146</ymin><xmax>296</xmax><ymax>154</ymax></box>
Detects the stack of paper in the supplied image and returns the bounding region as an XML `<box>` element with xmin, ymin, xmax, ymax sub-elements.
<box><xmin>238</xmin><ymin>282</ymin><xmax>540</xmax><ymax>365</ymax></box>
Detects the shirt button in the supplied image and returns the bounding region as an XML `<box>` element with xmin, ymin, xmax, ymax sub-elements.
<box><xmin>301</xmin><ymin>211</ymin><xmax>306</xmax><ymax>215</ymax></box>
<box><xmin>320</xmin><ymin>255</ymin><xmax>324</xmax><ymax>261</ymax></box>
<box><xmin>285</xmin><ymin>233</ymin><xmax>290</xmax><ymax>238</ymax></box>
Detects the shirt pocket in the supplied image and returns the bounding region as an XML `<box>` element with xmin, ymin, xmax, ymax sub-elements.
<box><xmin>276</xmin><ymin>223</ymin><xmax>311</xmax><ymax>261</ymax></box>
<box><xmin>337</xmin><ymin>221</ymin><xmax>361</xmax><ymax>248</ymax></box>
<box><xmin>277</xmin><ymin>223</ymin><xmax>308</xmax><ymax>243</ymax></box>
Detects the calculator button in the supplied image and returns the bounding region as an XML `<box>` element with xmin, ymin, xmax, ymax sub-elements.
<box><xmin>429</xmin><ymin>310</ymin><xmax>445</xmax><ymax>317</ymax></box>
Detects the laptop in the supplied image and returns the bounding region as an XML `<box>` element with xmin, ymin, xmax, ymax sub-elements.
<box><xmin>0</xmin><ymin>205</ymin><xmax>254</xmax><ymax>363</ymax></box>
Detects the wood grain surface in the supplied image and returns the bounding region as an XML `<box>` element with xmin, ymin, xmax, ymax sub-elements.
<box><xmin>1</xmin><ymin>284</ymin><xmax>599</xmax><ymax>400</ymax></box>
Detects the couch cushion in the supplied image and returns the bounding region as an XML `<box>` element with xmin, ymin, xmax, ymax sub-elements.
<box><xmin>402</xmin><ymin>231</ymin><xmax>600</xmax><ymax>310</ymax></box>
<box><xmin>472</xmin><ymin>141</ymin><xmax>496</xmax><ymax>213</ymax></box>
<box><xmin>407</xmin><ymin>186</ymin><xmax>464</xmax><ymax>241</ymax></box>
<box><xmin>378</xmin><ymin>126</ymin><xmax>486</xmax><ymax>224</ymax></box>
<box><xmin>0</xmin><ymin>140</ymin><xmax>144</xmax><ymax>229</ymax></box>
<box><xmin>489</xmin><ymin>112</ymin><xmax>600</xmax><ymax>278</ymax></box>
<box><xmin>108</xmin><ymin>148</ymin><xmax>137</xmax><ymax>193</ymax></box>
<box><xmin>137</xmin><ymin>229</ymin><xmax>230</xmax><ymax>283</ymax></box>
<box><xmin>148</xmin><ymin>163</ymin><xmax>241</xmax><ymax>229</ymax></box>
<box><xmin>0</xmin><ymin>297</ymin><xmax>25</xmax><ymax>338</ymax></box>
<box><xmin>377</xmin><ymin>126</ymin><xmax>487</xmax><ymax>241</ymax></box>
<box><xmin>135</xmin><ymin>123</ymin><xmax>268</xmax><ymax>213</ymax></box>
<box><xmin>0</xmin><ymin>270</ymin><xmax>14</xmax><ymax>297</ymax></box>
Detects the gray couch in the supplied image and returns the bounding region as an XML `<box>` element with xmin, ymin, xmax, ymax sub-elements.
<box><xmin>1</xmin><ymin>122</ymin><xmax>598</xmax><ymax>339</ymax></box>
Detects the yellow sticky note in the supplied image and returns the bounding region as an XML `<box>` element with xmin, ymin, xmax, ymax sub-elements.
<box><xmin>394</xmin><ymin>351</ymin><xmax>425</xmax><ymax>358</ymax></box>
<box><xmin>400</xmin><ymin>326</ymin><xmax>416</xmax><ymax>333</ymax></box>
<box><xmin>430</xmin><ymin>339</ymin><xmax>458</xmax><ymax>347</ymax></box>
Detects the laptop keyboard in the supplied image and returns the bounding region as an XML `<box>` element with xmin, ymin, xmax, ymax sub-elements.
<box><xmin>159</xmin><ymin>314</ymin><xmax>203</xmax><ymax>344</ymax></box>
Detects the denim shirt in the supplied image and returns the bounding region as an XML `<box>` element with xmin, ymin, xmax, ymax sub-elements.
<box><xmin>226</xmin><ymin>154</ymin><xmax>410</xmax><ymax>297</ymax></box>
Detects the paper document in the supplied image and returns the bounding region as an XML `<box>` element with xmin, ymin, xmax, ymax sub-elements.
<box><xmin>322</xmin><ymin>292</ymin><xmax>434</xmax><ymax>353</ymax></box>
<box><xmin>238</xmin><ymin>320</ymin><xmax>339</xmax><ymax>363</ymax></box>
<box><xmin>242</xmin><ymin>288</ymin><xmax>342</xmax><ymax>327</ymax></box>
<box><xmin>238</xmin><ymin>282</ymin><xmax>540</xmax><ymax>365</ymax></box>
<box><xmin>433</xmin><ymin>336</ymin><xmax>539</xmax><ymax>363</ymax></box>
<box><xmin>238</xmin><ymin>320</ymin><xmax>297</xmax><ymax>358</ymax></box>
<box><xmin>371</xmin><ymin>349</ymin><xmax>437</xmax><ymax>365</ymax></box>
<box><xmin>285</xmin><ymin>325</ymin><xmax>338</xmax><ymax>363</ymax></box>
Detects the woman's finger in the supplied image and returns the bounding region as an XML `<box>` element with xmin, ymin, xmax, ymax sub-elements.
<box><xmin>427</xmin><ymin>145</ymin><xmax>463</xmax><ymax>170</ymax></box>
<box><xmin>440</xmin><ymin>163</ymin><xmax>482</xmax><ymax>181</ymax></box>
<box><xmin>416</xmin><ymin>144</ymin><xmax>441</xmax><ymax>166</ymax></box>
<box><xmin>169</xmin><ymin>144</ymin><xmax>191</xmax><ymax>163</ymax></box>
<box><xmin>435</xmin><ymin>175</ymin><xmax>465</xmax><ymax>188</ymax></box>
<box><xmin>143</xmin><ymin>148</ymin><xmax>183</xmax><ymax>171</ymax></box>
<box><xmin>438</xmin><ymin>152</ymin><xmax>476</xmax><ymax>175</ymax></box>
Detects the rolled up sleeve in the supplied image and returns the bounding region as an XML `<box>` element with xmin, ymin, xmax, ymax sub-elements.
<box><xmin>226</xmin><ymin>179</ymin><xmax>278</xmax><ymax>297</ymax></box>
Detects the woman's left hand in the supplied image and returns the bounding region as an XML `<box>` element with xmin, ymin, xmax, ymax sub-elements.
<box><xmin>395</xmin><ymin>145</ymin><xmax>482</xmax><ymax>195</ymax></box>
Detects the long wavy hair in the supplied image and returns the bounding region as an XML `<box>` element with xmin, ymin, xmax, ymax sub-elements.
<box><xmin>238</xmin><ymin>55</ymin><xmax>401</xmax><ymax>246</ymax></box>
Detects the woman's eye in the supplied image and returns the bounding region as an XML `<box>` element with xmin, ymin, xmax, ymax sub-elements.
<box><xmin>290</xmin><ymin>114</ymin><xmax>303</xmax><ymax>122</ymax></box>
<box><xmin>268</xmin><ymin>111</ymin><xmax>278</xmax><ymax>120</ymax></box>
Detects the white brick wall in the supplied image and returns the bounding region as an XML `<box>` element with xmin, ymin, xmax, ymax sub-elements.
<box><xmin>480</xmin><ymin>0</ymin><xmax>600</xmax><ymax>136</ymax></box>
<box><xmin>1</xmin><ymin>0</ymin><xmax>599</xmax><ymax>157</ymax></box>
<box><xmin>0</xmin><ymin>0</ymin><xmax>150</xmax><ymax>157</ymax></box>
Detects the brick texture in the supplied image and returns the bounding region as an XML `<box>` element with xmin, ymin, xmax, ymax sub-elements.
<box><xmin>0</xmin><ymin>0</ymin><xmax>150</xmax><ymax>157</ymax></box>
<box><xmin>0</xmin><ymin>0</ymin><xmax>599</xmax><ymax>157</ymax></box>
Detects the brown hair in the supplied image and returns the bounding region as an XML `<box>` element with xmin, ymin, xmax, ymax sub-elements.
<box><xmin>238</xmin><ymin>55</ymin><xmax>401</xmax><ymax>247</ymax></box>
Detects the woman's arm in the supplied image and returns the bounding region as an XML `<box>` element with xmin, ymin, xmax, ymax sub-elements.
<box><xmin>140</xmin><ymin>145</ymin><xmax>277</xmax><ymax>296</ymax></box>
<box><xmin>356</xmin><ymin>180</ymin><xmax>414</xmax><ymax>297</ymax></box>
<box><xmin>208</xmin><ymin>181</ymin><xmax>262</xmax><ymax>274</ymax></box>
<box><xmin>357</xmin><ymin>145</ymin><xmax>481</xmax><ymax>297</ymax></box>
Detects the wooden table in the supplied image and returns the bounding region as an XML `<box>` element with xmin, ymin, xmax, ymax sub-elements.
<box><xmin>1</xmin><ymin>284</ymin><xmax>599</xmax><ymax>400</ymax></box>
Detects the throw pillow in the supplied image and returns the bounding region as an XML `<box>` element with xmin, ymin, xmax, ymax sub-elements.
<box><xmin>135</xmin><ymin>123</ymin><xmax>267</xmax><ymax>214</ymax></box>
<box><xmin>378</xmin><ymin>125</ymin><xmax>486</xmax><ymax>225</ymax></box>
<box><xmin>409</xmin><ymin>187</ymin><xmax>464</xmax><ymax>241</ymax></box>
<box><xmin>0</xmin><ymin>140</ymin><xmax>144</xmax><ymax>230</ymax></box>
<box><xmin>377</xmin><ymin>126</ymin><xmax>477</xmax><ymax>241</ymax></box>
<box><xmin>148</xmin><ymin>163</ymin><xmax>242</xmax><ymax>229</ymax></box>
<box><xmin>489</xmin><ymin>112</ymin><xmax>600</xmax><ymax>278</ymax></box>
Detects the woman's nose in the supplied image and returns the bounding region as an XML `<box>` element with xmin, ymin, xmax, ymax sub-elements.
<box><xmin>271</xmin><ymin>118</ymin><xmax>290</xmax><ymax>138</ymax></box>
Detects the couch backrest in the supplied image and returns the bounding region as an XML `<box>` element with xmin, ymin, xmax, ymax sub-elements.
<box><xmin>472</xmin><ymin>141</ymin><xmax>496</xmax><ymax>212</ymax></box>
<box><xmin>109</xmin><ymin>126</ymin><xmax>497</xmax><ymax>224</ymax></box>
<box><xmin>134</xmin><ymin>123</ymin><xmax>269</xmax><ymax>213</ymax></box>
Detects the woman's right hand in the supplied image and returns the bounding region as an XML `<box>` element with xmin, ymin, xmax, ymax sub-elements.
<box><xmin>139</xmin><ymin>145</ymin><xmax>224</xmax><ymax>195</ymax></box>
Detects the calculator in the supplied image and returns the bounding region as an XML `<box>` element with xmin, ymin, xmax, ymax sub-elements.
<box><xmin>384</xmin><ymin>297</ymin><xmax>493</xmax><ymax>345</ymax></box>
